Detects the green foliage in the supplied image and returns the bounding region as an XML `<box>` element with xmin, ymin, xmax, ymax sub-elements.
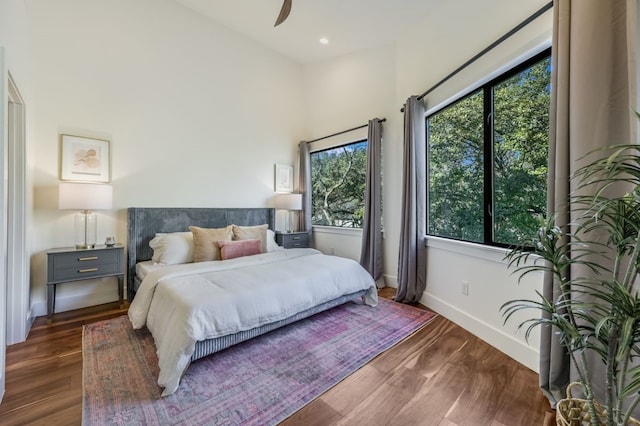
<box><xmin>503</xmin><ymin>128</ymin><xmax>640</xmax><ymax>425</ymax></box>
<box><xmin>310</xmin><ymin>141</ymin><xmax>367</xmax><ymax>228</ymax></box>
<box><xmin>428</xmin><ymin>56</ymin><xmax>550</xmax><ymax>245</ymax></box>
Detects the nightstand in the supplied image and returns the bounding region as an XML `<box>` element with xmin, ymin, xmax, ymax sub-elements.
<box><xmin>46</xmin><ymin>245</ymin><xmax>124</xmax><ymax>319</ymax></box>
<box><xmin>275</xmin><ymin>231</ymin><xmax>310</xmax><ymax>249</ymax></box>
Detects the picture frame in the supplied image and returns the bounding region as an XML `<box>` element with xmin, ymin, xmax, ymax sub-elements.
<box><xmin>60</xmin><ymin>134</ymin><xmax>110</xmax><ymax>183</ymax></box>
<box><xmin>274</xmin><ymin>163</ymin><xmax>293</xmax><ymax>193</ymax></box>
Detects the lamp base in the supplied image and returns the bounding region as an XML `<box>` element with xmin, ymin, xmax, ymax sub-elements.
<box><xmin>74</xmin><ymin>211</ymin><xmax>97</xmax><ymax>249</ymax></box>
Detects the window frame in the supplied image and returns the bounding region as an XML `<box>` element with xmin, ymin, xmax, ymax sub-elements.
<box><xmin>426</xmin><ymin>47</ymin><xmax>552</xmax><ymax>248</ymax></box>
<box><xmin>309</xmin><ymin>138</ymin><xmax>369</xmax><ymax>229</ymax></box>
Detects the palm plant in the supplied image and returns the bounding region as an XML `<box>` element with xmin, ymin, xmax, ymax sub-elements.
<box><xmin>503</xmin><ymin>118</ymin><xmax>640</xmax><ymax>425</ymax></box>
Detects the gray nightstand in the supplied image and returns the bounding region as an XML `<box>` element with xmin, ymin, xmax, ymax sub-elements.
<box><xmin>46</xmin><ymin>245</ymin><xmax>124</xmax><ymax>319</ymax></box>
<box><xmin>275</xmin><ymin>231</ymin><xmax>310</xmax><ymax>249</ymax></box>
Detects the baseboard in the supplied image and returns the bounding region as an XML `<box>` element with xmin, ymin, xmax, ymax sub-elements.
<box><xmin>420</xmin><ymin>291</ymin><xmax>539</xmax><ymax>373</ymax></box>
<box><xmin>30</xmin><ymin>288</ymin><xmax>120</xmax><ymax>318</ymax></box>
<box><xmin>383</xmin><ymin>274</ymin><xmax>398</xmax><ymax>288</ymax></box>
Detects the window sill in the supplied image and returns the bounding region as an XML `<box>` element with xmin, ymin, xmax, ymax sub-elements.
<box><xmin>312</xmin><ymin>226</ymin><xmax>363</xmax><ymax>237</ymax></box>
<box><xmin>425</xmin><ymin>235</ymin><xmax>510</xmax><ymax>264</ymax></box>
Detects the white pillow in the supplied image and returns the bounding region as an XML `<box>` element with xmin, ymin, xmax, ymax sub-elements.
<box><xmin>267</xmin><ymin>229</ymin><xmax>283</xmax><ymax>252</ymax></box>
<box><xmin>149</xmin><ymin>232</ymin><xmax>195</xmax><ymax>264</ymax></box>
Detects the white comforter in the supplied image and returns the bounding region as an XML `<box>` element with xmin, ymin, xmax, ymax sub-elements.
<box><xmin>128</xmin><ymin>248</ymin><xmax>378</xmax><ymax>396</ymax></box>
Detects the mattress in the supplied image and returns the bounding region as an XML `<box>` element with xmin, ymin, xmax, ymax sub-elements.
<box><xmin>135</xmin><ymin>260</ymin><xmax>164</xmax><ymax>281</ymax></box>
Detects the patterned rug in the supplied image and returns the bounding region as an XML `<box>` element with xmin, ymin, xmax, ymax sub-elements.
<box><xmin>82</xmin><ymin>298</ymin><xmax>436</xmax><ymax>425</ymax></box>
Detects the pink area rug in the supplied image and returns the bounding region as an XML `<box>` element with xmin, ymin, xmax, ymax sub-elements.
<box><xmin>82</xmin><ymin>298</ymin><xmax>436</xmax><ymax>425</ymax></box>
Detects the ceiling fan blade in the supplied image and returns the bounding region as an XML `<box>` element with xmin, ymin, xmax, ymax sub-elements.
<box><xmin>274</xmin><ymin>0</ymin><xmax>292</xmax><ymax>27</ymax></box>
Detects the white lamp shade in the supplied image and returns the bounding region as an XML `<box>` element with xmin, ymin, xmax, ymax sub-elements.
<box><xmin>58</xmin><ymin>182</ymin><xmax>113</xmax><ymax>211</ymax></box>
<box><xmin>274</xmin><ymin>193</ymin><xmax>302</xmax><ymax>211</ymax></box>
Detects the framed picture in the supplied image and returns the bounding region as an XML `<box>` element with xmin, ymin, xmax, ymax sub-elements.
<box><xmin>274</xmin><ymin>163</ymin><xmax>293</xmax><ymax>193</ymax></box>
<box><xmin>60</xmin><ymin>134</ymin><xmax>110</xmax><ymax>182</ymax></box>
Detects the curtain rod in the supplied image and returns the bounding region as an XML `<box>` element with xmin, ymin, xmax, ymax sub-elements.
<box><xmin>306</xmin><ymin>118</ymin><xmax>386</xmax><ymax>144</ymax></box>
<box><xmin>400</xmin><ymin>1</ymin><xmax>553</xmax><ymax>112</ymax></box>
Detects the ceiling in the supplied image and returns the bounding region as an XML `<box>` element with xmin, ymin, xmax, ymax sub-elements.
<box><xmin>174</xmin><ymin>0</ymin><xmax>445</xmax><ymax>64</ymax></box>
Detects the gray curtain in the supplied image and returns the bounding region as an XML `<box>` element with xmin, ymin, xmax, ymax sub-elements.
<box><xmin>542</xmin><ymin>0</ymin><xmax>638</xmax><ymax>406</ymax></box>
<box><xmin>360</xmin><ymin>118</ymin><xmax>384</xmax><ymax>284</ymax></box>
<box><xmin>297</xmin><ymin>141</ymin><xmax>312</xmax><ymax>235</ymax></box>
<box><xmin>396</xmin><ymin>96</ymin><xmax>427</xmax><ymax>303</ymax></box>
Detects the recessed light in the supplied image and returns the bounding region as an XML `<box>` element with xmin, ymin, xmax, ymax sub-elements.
<box><xmin>319</xmin><ymin>37</ymin><xmax>329</xmax><ymax>45</ymax></box>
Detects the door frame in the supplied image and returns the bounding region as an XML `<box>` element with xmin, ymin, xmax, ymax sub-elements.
<box><xmin>6</xmin><ymin>70</ymin><xmax>28</xmax><ymax>345</ymax></box>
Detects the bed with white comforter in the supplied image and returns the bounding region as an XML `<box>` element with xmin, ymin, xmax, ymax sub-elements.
<box><xmin>128</xmin><ymin>247</ymin><xmax>377</xmax><ymax>396</ymax></box>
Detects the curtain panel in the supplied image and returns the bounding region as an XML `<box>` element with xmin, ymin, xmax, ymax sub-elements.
<box><xmin>297</xmin><ymin>141</ymin><xmax>312</xmax><ymax>235</ymax></box>
<box><xmin>396</xmin><ymin>96</ymin><xmax>427</xmax><ymax>303</ymax></box>
<box><xmin>359</xmin><ymin>118</ymin><xmax>384</xmax><ymax>283</ymax></box>
<box><xmin>542</xmin><ymin>0</ymin><xmax>638</xmax><ymax>406</ymax></box>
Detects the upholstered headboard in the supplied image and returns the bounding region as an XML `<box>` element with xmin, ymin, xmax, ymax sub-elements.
<box><xmin>127</xmin><ymin>207</ymin><xmax>275</xmax><ymax>300</ymax></box>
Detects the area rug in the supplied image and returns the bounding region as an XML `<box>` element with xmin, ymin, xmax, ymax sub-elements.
<box><xmin>82</xmin><ymin>298</ymin><xmax>436</xmax><ymax>425</ymax></box>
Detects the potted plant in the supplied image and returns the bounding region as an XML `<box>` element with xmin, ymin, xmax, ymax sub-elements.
<box><xmin>503</xmin><ymin>116</ymin><xmax>640</xmax><ymax>425</ymax></box>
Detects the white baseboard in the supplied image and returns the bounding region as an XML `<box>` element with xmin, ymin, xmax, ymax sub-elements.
<box><xmin>420</xmin><ymin>291</ymin><xmax>539</xmax><ymax>373</ymax></box>
<box><xmin>30</xmin><ymin>288</ymin><xmax>120</xmax><ymax>318</ymax></box>
<box><xmin>383</xmin><ymin>274</ymin><xmax>398</xmax><ymax>288</ymax></box>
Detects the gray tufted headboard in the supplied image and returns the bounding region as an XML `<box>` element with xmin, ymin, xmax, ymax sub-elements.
<box><xmin>127</xmin><ymin>207</ymin><xmax>275</xmax><ymax>301</ymax></box>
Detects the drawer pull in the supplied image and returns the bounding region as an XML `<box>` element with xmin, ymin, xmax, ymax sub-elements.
<box><xmin>292</xmin><ymin>236</ymin><xmax>301</xmax><ymax>240</ymax></box>
<box><xmin>78</xmin><ymin>268</ymin><xmax>99</xmax><ymax>273</ymax></box>
<box><xmin>78</xmin><ymin>256</ymin><xmax>99</xmax><ymax>261</ymax></box>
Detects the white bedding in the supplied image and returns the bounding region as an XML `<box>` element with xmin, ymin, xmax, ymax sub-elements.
<box><xmin>128</xmin><ymin>248</ymin><xmax>378</xmax><ymax>396</ymax></box>
<box><xmin>135</xmin><ymin>260</ymin><xmax>163</xmax><ymax>280</ymax></box>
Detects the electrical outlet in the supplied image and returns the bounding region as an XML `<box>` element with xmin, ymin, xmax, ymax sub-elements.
<box><xmin>461</xmin><ymin>281</ymin><xmax>469</xmax><ymax>296</ymax></box>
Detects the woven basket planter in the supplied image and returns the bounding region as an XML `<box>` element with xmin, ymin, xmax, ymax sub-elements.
<box><xmin>556</xmin><ymin>382</ymin><xmax>640</xmax><ymax>426</ymax></box>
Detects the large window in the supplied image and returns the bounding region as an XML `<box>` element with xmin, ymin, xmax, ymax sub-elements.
<box><xmin>311</xmin><ymin>140</ymin><xmax>367</xmax><ymax>228</ymax></box>
<box><xmin>427</xmin><ymin>49</ymin><xmax>551</xmax><ymax>247</ymax></box>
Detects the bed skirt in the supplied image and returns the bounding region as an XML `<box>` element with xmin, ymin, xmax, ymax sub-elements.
<box><xmin>191</xmin><ymin>289</ymin><xmax>368</xmax><ymax>361</ymax></box>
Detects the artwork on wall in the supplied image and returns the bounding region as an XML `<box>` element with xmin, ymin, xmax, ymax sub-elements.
<box><xmin>60</xmin><ymin>134</ymin><xmax>110</xmax><ymax>182</ymax></box>
<box><xmin>274</xmin><ymin>163</ymin><xmax>293</xmax><ymax>193</ymax></box>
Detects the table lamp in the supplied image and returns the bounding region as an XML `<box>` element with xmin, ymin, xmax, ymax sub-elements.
<box><xmin>58</xmin><ymin>182</ymin><xmax>113</xmax><ymax>249</ymax></box>
<box><xmin>274</xmin><ymin>193</ymin><xmax>302</xmax><ymax>233</ymax></box>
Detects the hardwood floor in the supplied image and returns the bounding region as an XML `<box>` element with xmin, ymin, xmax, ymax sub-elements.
<box><xmin>0</xmin><ymin>289</ymin><xmax>551</xmax><ymax>425</ymax></box>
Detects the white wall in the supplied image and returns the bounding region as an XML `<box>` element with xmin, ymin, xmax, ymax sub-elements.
<box><xmin>301</xmin><ymin>0</ymin><xmax>552</xmax><ymax>371</ymax></box>
<box><xmin>26</xmin><ymin>0</ymin><xmax>305</xmax><ymax>316</ymax></box>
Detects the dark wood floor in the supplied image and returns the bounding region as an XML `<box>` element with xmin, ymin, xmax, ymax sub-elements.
<box><xmin>0</xmin><ymin>288</ymin><xmax>551</xmax><ymax>425</ymax></box>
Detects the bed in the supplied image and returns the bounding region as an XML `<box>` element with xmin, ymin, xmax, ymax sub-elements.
<box><xmin>126</xmin><ymin>207</ymin><xmax>378</xmax><ymax>396</ymax></box>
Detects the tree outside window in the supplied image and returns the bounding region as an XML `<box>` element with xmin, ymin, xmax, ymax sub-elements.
<box><xmin>311</xmin><ymin>140</ymin><xmax>367</xmax><ymax>228</ymax></box>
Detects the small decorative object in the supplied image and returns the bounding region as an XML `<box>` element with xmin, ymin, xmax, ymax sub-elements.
<box><xmin>58</xmin><ymin>182</ymin><xmax>113</xmax><ymax>249</ymax></box>
<box><xmin>60</xmin><ymin>134</ymin><xmax>110</xmax><ymax>183</ymax></box>
<box><xmin>105</xmin><ymin>236</ymin><xmax>116</xmax><ymax>247</ymax></box>
<box><xmin>274</xmin><ymin>163</ymin><xmax>293</xmax><ymax>193</ymax></box>
<box><xmin>503</xmin><ymin>113</ymin><xmax>640</xmax><ymax>426</ymax></box>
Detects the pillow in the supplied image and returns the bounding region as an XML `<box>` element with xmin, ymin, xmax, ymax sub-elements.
<box><xmin>232</xmin><ymin>224</ymin><xmax>268</xmax><ymax>253</ymax></box>
<box><xmin>217</xmin><ymin>239</ymin><xmax>262</xmax><ymax>260</ymax></box>
<box><xmin>149</xmin><ymin>232</ymin><xmax>194</xmax><ymax>265</ymax></box>
<box><xmin>189</xmin><ymin>225</ymin><xmax>234</xmax><ymax>262</ymax></box>
<box><xmin>266</xmin><ymin>229</ymin><xmax>283</xmax><ymax>252</ymax></box>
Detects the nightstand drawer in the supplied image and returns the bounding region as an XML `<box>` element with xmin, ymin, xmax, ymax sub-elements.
<box><xmin>276</xmin><ymin>232</ymin><xmax>310</xmax><ymax>249</ymax></box>
<box><xmin>48</xmin><ymin>249</ymin><xmax>122</xmax><ymax>282</ymax></box>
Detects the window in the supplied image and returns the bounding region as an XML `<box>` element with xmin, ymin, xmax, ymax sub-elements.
<box><xmin>427</xmin><ymin>49</ymin><xmax>551</xmax><ymax>247</ymax></box>
<box><xmin>311</xmin><ymin>140</ymin><xmax>367</xmax><ymax>228</ymax></box>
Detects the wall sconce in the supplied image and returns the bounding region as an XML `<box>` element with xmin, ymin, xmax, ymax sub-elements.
<box><xmin>274</xmin><ymin>193</ymin><xmax>302</xmax><ymax>233</ymax></box>
<box><xmin>58</xmin><ymin>182</ymin><xmax>113</xmax><ymax>249</ymax></box>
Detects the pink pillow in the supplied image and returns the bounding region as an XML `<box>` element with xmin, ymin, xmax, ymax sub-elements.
<box><xmin>217</xmin><ymin>239</ymin><xmax>262</xmax><ymax>260</ymax></box>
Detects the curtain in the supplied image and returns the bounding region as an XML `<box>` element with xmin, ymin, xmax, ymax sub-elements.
<box><xmin>396</xmin><ymin>96</ymin><xmax>427</xmax><ymax>303</ymax></box>
<box><xmin>297</xmin><ymin>141</ymin><xmax>312</xmax><ymax>235</ymax></box>
<box><xmin>360</xmin><ymin>118</ymin><xmax>384</xmax><ymax>284</ymax></box>
<box><xmin>541</xmin><ymin>0</ymin><xmax>638</xmax><ymax>406</ymax></box>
